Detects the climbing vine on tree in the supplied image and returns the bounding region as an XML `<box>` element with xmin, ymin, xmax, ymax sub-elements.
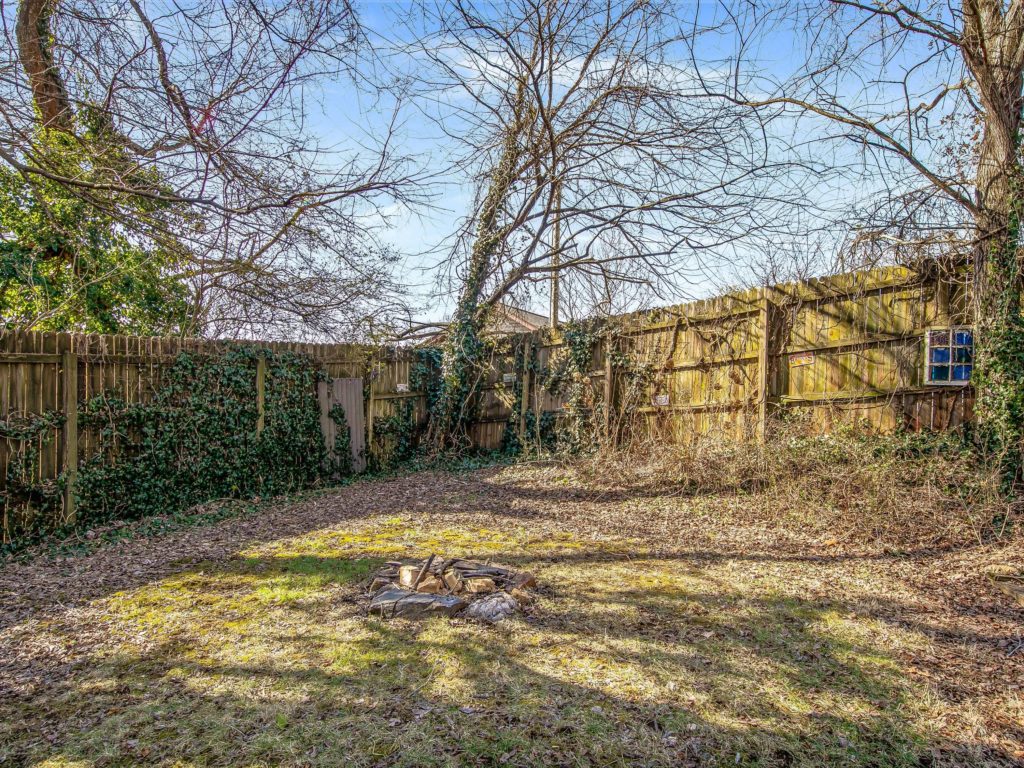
<box><xmin>428</xmin><ymin>83</ymin><xmax>529</xmax><ymax>454</ymax></box>
<box><xmin>971</xmin><ymin>194</ymin><xmax>1024</xmax><ymax>488</ymax></box>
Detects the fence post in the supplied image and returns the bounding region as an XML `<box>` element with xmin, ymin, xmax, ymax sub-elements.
<box><xmin>603</xmin><ymin>339</ymin><xmax>614</xmax><ymax>444</ymax></box>
<box><xmin>367</xmin><ymin>361</ymin><xmax>375</xmax><ymax>455</ymax></box>
<box><xmin>62</xmin><ymin>351</ymin><xmax>78</xmax><ymax>525</ymax></box>
<box><xmin>518</xmin><ymin>349</ymin><xmax>531</xmax><ymax>444</ymax></box>
<box><xmin>256</xmin><ymin>355</ymin><xmax>266</xmax><ymax>434</ymax></box>
<box><xmin>755</xmin><ymin>290</ymin><xmax>777</xmax><ymax>442</ymax></box>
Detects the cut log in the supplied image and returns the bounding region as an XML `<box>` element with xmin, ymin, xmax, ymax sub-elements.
<box><xmin>411</xmin><ymin>554</ymin><xmax>437</xmax><ymax>590</ymax></box>
<box><xmin>463</xmin><ymin>577</ymin><xmax>496</xmax><ymax>594</ymax></box>
<box><xmin>443</xmin><ymin>570</ymin><xmax>464</xmax><ymax>593</ymax></box>
<box><xmin>399</xmin><ymin>564</ymin><xmax>443</xmax><ymax>593</ymax></box>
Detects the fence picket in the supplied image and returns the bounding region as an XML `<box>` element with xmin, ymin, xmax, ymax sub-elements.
<box><xmin>0</xmin><ymin>266</ymin><xmax>976</xmax><ymax>539</ymax></box>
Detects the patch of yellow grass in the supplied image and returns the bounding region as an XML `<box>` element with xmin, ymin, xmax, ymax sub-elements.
<box><xmin>0</xmin><ymin>513</ymin><xmax>970</xmax><ymax>767</ymax></box>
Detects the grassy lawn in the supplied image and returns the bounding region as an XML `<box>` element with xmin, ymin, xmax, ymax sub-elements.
<box><xmin>1</xmin><ymin>462</ymin><xmax>1021</xmax><ymax>767</ymax></box>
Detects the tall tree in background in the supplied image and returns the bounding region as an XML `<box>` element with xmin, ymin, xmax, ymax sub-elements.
<box><xmin>407</xmin><ymin>0</ymin><xmax>807</xmax><ymax>450</ymax></box>
<box><xmin>2</xmin><ymin>0</ymin><xmax>417</xmax><ymax>337</ymax></box>
<box><xmin>0</xmin><ymin>111</ymin><xmax>194</xmax><ymax>334</ymax></box>
<box><xmin>704</xmin><ymin>0</ymin><xmax>1024</xmax><ymax>480</ymax></box>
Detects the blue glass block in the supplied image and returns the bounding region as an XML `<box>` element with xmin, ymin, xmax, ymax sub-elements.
<box><xmin>955</xmin><ymin>330</ymin><xmax>973</xmax><ymax>346</ymax></box>
<box><xmin>930</xmin><ymin>365</ymin><xmax>950</xmax><ymax>381</ymax></box>
<box><xmin>953</xmin><ymin>365</ymin><xmax>972</xmax><ymax>381</ymax></box>
<box><xmin>954</xmin><ymin>347</ymin><xmax>973</xmax><ymax>363</ymax></box>
<box><xmin>930</xmin><ymin>347</ymin><xmax>950</xmax><ymax>363</ymax></box>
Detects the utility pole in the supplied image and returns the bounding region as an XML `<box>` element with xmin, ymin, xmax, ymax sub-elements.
<box><xmin>548</xmin><ymin>177</ymin><xmax>561</xmax><ymax>328</ymax></box>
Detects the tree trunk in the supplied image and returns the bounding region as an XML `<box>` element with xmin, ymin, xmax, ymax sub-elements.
<box><xmin>961</xmin><ymin>0</ymin><xmax>1024</xmax><ymax>484</ymax></box>
<box><xmin>971</xmin><ymin>177</ymin><xmax>1024</xmax><ymax>482</ymax></box>
<box><xmin>16</xmin><ymin>0</ymin><xmax>72</xmax><ymax>130</ymax></box>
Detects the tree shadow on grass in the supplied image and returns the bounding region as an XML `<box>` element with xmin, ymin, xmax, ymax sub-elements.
<box><xmin>2</xmin><ymin>549</ymin><xmax>1019</xmax><ymax>768</ymax></box>
<box><xmin>0</xmin><ymin>471</ymin><xmax>554</xmax><ymax>631</ymax></box>
<box><xmin>0</xmin><ymin>464</ymin><xmax>994</xmax><ymax>635</ymax></box>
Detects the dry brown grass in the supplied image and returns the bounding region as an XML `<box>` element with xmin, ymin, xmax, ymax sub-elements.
<box><xmin>571</xmin><ymin>425</ymin><xmax>1011</xmax><ymax>553</ymax></box>
<box><xmin>0</xmin><ymin>435</ymin><xmax>1021</xmax><ymax>767</ymax></box>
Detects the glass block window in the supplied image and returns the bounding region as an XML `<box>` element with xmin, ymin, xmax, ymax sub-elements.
<box><xmin>925</xmin><ymin>328</ymin><xmax>973</xmax><ymax>385</ymax></box>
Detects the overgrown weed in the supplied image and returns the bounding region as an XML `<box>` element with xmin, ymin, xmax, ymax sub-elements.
<box><xmin>568</xmin><ymin>419</ymin><xmax>1014</xmax><ymax>551</ymax></box>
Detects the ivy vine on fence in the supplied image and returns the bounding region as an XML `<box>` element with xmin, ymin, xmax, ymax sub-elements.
<box><xmin>0</xmin><ymin>411</ymin><xmax>66</xmax><ymax>539</ymax></box>
<box><xmin>327</xmin><ymin>403</ymin><xmax>354</xmax><ymax>479</ymax></box>
<box><xmin>73</xmin><ymin>347</ymin><xmax>328</xmax><ymax>527</ymax></box>
<box><xmin>0</xmin><ymin>346</ymin><xmax>339</xmax><ymax>551</ymax></box>
<box><xmin>539</xmin><ymin>321</ymin><xmax>604</xmax><ymax>453</ymax></box>
<box><xmin>371</xmin><ymin>398</ymin><xmax>418</xmax><ymax>471</ymax></box>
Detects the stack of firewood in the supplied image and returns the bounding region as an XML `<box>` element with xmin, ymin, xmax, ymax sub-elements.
<box><xmin>367</xmin><ymin>554</ymin><xmax>536</xmax><ymax>622</ymax></box>
<box><xmin>371</xmin><ymin>554</ymin><xmax>536</xmax><ymax>595</ymax></box>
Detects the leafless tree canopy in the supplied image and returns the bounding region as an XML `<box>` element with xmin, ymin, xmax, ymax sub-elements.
<box><xmin>684</xmin><ymin>0</ymin><xmax>1024</xmax><ymax>471</ymax></box>
<box><xmin>396</xmin><ymin>0</ymin><xmax>824</xmax><ymax>331</ymax></box>
<box><xmin>1</xmin><ymin>0</ymin><xmax>419</xmax><ymax>338</ymax></box>
<box><xmin>699</xmin><ymin>1</ymin><xmax>1009</xmax><ymax>270</ymax></box>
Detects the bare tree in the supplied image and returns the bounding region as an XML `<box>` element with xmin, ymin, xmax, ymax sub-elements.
<box><xmin>700</xmin><ymin>0</ymin><xmax>1024</xmax><ymax>477</ymax></box>
<box><xmin>1</xmin><ymin>0</ymin><xmax>420</xmax><ymax>338</ymax></box>
<box><xmin>399</xmin><ymin>0</ymin><xmax>809</xmax><ymax>448</ymax></box>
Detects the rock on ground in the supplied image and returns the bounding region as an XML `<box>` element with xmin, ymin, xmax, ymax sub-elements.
<box><xmin>462</xmin><ymin>591</ymin><xmax>518</xmax><ymax>623</ymax></box>
<box><xmin>369</xmin><ymin>588</ymin><xmax>467</xmax><ymax>619</ymax></box>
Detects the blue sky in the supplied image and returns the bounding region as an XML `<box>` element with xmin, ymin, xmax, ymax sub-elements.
<box><xmin>304</xmin><ymin>1</ymin><xmax>965</xmax><ymax>325</ymax></box>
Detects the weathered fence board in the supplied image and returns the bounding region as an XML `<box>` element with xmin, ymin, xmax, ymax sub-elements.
<box><xmin>0</xmin><ymin>265</ymin><xmax>976</xmax><ymax>542</ymax></box>
<box><xmin>319</xmin><ymin>378</ymin><xmax>367</xmax><ymax>473</ymax></box>
<box><xmin>459</xmin><ymin>266</ymin><xmax>974</xmax><ymax>450</ymax></box>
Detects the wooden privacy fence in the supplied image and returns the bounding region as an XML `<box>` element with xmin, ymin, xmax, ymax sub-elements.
<box><xmin>456</xmin><ymin>265</ymin><xmax>975</xmax><ymax>451</ymax></box>
<box><xmin>0</xmin><ymin>265</ymin><xmax>975</xmax><ymax>542</ymax></box>
<box><xmin>0</xmin><ymin>333</ymin><xmax>427</xmax><ymax>539</ymax></box>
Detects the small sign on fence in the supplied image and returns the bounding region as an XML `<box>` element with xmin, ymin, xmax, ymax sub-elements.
<box><xmin>502</xmin><ymin>373</ymin><xmax>516</xmax><ymax>385</ymax></box>
<box><xmin>789</xmin><ymin>351</ymin><xmax>815</xmax><ymax>367</ymax></box>
<box><xmin>396</xmin><ymin>383</ymin><xmax>410</xmax><ymax>393</ymax></box>
<box><xmin>652</xmin><ymin>393</ymin><xmax>670</xmax><ymax>407</ymax></box>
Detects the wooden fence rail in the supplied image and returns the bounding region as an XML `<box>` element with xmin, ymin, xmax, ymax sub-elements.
<box><xmin>0</xmin><ymin>265</ymin><xmax>975</xmax><ymax>541</ymax></box>
<box><xmin>459</xmin><ymin>265</ymin><xmax>975</xmax><ymax>451</ymax></box>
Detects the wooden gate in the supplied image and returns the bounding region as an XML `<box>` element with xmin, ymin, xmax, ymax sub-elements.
<box><xmin>318</xmin><ymin>378</ymin><xmax>366</xmax><ymax>473</ymax></box>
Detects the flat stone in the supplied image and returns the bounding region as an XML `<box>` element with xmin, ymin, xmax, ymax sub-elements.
<box><xmin>369</xmin><ymin>588</ymin><xmax>467</xmax><ymax>619</ymax></box>
<box><xmin>462</xmin><ymin>591</ymin><xmax>518</xmax><ymax>623</ymax></box>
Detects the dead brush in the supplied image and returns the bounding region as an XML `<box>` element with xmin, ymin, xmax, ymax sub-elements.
<box><xmin>569</xmin><ymin>421</ymin><xmax>1012</xmax><ymax>552</ymax></box>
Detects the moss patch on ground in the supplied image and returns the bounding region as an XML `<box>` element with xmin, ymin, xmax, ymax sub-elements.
<box><xmin>1</xmin><ymin>466</ymin><xmax>1020</xmax><ymax>767</ymax></box>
